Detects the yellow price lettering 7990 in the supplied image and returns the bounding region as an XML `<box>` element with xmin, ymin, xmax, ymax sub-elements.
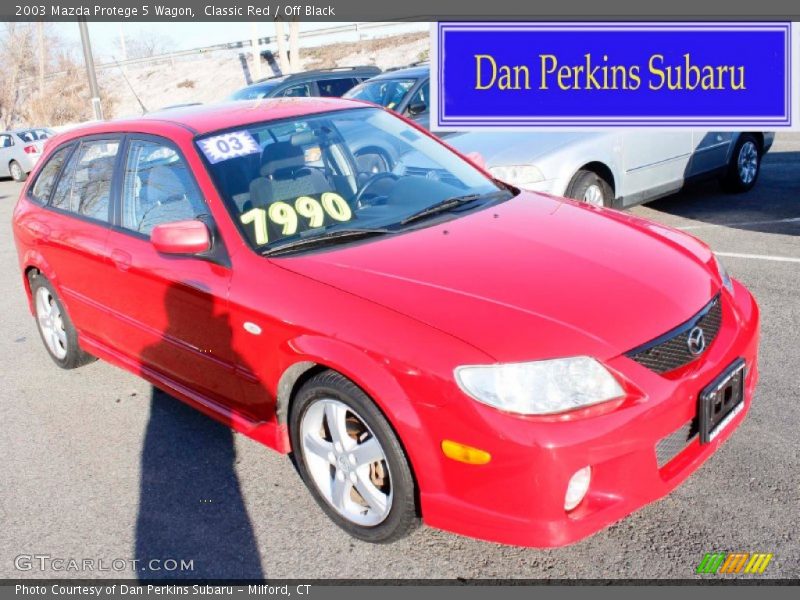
<box><xmin>240</xmin><ymin>193</ymin><xmax>353</xmax><ymax>245</ymax></box>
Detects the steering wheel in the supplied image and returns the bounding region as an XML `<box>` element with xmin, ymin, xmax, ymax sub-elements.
<box><xmin>354</xmin><ymin>172</ymin><xmax>399</xmax><ymax>207</ymax></box>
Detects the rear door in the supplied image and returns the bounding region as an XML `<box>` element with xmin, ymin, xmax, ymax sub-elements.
<box><xmin>99</xmin><ymin>136</ymin><xmax>245</xmax><ymax>414</ymax></box>
<box><xmin>687</xmin><ymin>131</ymin><xmax>734</xmax><ymax>177</ymax></box>
<box><xmin>36</xmin><ymin>137</ymin><xmax>121</xmax><ymax>342</ymax></box>
<box><xmin>620</xmin><ymin>131</ymin><xmax>693</xmax><ymax>205</ymax></box>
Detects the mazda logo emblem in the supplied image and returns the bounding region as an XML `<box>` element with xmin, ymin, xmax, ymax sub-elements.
<box><xmin>687</xmin><ymin>326</ymin><xmax>706</xmax><ymax>355</ymax></box>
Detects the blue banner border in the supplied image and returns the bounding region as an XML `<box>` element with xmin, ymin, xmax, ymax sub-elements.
<box><xmin>435</xmin><ymin>22</ymin><xmax>792</xmax><ymax>129</ymax></box>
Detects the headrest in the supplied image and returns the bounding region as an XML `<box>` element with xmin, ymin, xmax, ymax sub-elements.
<box><xmin>260</xmin><ymin>142</ymin><xmax>305</xmax><ymax>178</ymax></box>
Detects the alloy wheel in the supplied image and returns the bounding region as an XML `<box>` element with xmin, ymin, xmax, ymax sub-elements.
<box><xmin>583</xmin><ymin>184</ymin><xmax>605</xmax><ymax>206</ymax></box>
<box><xmin>35</xmin><ymin>287</ymin><xmax>67</xmax><ymax>360</ymax></box>
<box><xmin>737</xmin><ymin>141</ymin><xmax>758</xmax><ymax>185</ymax></box>
<box><xmin>300</xmin><ymin>398</ymin><xmax>393</xmax><ymax>526</ymax></box>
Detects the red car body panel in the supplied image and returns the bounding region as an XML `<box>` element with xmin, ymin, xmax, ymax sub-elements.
<box><xmin>12</xmin><ymin>99</ymin><xmax>760</xmax><ymax>547</ymax></box>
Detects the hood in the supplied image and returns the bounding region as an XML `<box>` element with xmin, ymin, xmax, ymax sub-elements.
<box><xmin>444</xmin><ymin>132</ymin><xmax>605</xmax><ymax>167</ymax></box>
<box><xmin>277</xmin><ymin>193</ymin><xmax>719</xmax><ymax>363</ymax></box>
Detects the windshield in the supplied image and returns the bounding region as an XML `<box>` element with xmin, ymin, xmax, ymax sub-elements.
<box><xmin>344</xmin><ymin>79</ymin><xmax>416</xmax><ymax>110</ymax></box>
<box><xmin>198</xmin><ymin>107</ymin><xmax>505</xmax><ymax>253</ymax></box>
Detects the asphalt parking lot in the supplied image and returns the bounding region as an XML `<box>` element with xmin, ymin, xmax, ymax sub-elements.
<box><xmin>1</xmin><ymin>134</ymin><xmax>798</xmax><ymax>581</ymax></box>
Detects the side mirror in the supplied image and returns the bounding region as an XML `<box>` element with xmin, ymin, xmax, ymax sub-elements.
<box><xmin>151</xmin><ymin>220</ymin><xmax>211</xmax><ymax>255</ymax></box>
<box><xmin>406</xmin><ymin>101</ymin><xmax>427</xmax><ymax>116</ymax></box>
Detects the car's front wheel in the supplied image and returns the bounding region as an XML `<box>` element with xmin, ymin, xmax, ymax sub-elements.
<box><xmin>30</xmin><ymin>274</ymin><xmax>96</xmax><ymax>369</ymax></box>
<box><xmin>9</xmin><ymin>160</ymin><xmax>27</xmax><ymax>182</ymax></box>
<box><xmin>722</xmin><ymin>133</ymin><xmax>761</xmax><ymax>193</ymax></box>
<box><xmin>566</xmin><ymin>169</ymin><xmax>612</xmax><ymax>207</ymax></box>
<box><xmin>290</xmin><ymin>370</ymin><xmax>419</xmax><ymax>543</ymax></box>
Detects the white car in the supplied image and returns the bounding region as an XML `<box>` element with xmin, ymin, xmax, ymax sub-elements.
<box><xmin>0</xmin><ymin>128</ymin><xmax>54</xmax><ymax>182</ymax></box>
<box><xmin>446</xmin><ymin>131</ymin><xmax>774</xmax><ymax>207</ymax></box>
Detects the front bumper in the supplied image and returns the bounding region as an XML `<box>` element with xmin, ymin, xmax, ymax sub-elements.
<box><xmin>417</xmin><ymin>280</ymin><xmax>759</xmax><ymax>547</ymax></box>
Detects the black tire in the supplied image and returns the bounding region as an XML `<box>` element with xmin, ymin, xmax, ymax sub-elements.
<box><xmin>565</xmin><ymin>169</ymin><xmax>613</xmax><ymax>207</ymax></box>
<box><xmin>29</xmin><ymin>274</ymin><xmax>96</xmax><ymax>369</ymax></box>
<box><xmin>289</xmin><ymin>370</ymin><xmax>419</xmax><ymax>543</ymax></box>
<box><xmin>721</xmin><ymin>133</ymin><xmax>761</xmax><ymax>193</ymax></box>
<box><xmin>9</xmin><ymin>160</ymin><xmax>27</xmax><ymax>182</ymax></box>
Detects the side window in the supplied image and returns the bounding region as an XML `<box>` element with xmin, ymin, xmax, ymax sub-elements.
<box><xmin>29</xmin><ymin>145</ymin><xmax>72</xmax><ymax>205</ymax></box>
<box><xmin>318</xmin><ymin>78</ymin><xmax>357</xmax><ymax>97</ymax></box>
<box><xmin>406</xmin><ymin>81</ymin><xmax>430</xmax><ymax>115</ymax></box>
<box><xmin>279</xmin><ymin>83</ymin><xmax>312</xmax><ymax>98</ymax></box>
<box><xmin>50</xmin><ymin>140</ymin><xmax>119</xmax><ymax>222</ymax></box>
<box><xmin>121</xmin><ymin>139</ymin><xmax>206</xmax><ymax>236</ymax></box>
<box><xmin>0</xmin><ymin>134</ymin><xmax>13</xmax><ymax>148</ymax></box>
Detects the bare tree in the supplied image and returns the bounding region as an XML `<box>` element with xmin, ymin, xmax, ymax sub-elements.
<box><xmin>0</xmin><ymin>23</ymin><xmax>116</xmax><ymax>128</ymax></box>
<box><xmin>114</xmin><ymin>30</ymin><xmax>175</xmax><ymax>60</ymax></box>
<box><xmin>0</xmin><ymin>23</ymin><xmax>37</xmax><ymax>129</ymax></box>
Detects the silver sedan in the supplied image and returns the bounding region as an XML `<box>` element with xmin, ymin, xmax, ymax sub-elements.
<box><xmin>446</xmin><ymin>130</ymin><xmax>774</xmax><ymax>208</ymax></box>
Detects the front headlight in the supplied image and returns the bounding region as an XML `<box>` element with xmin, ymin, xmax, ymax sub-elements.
<box><xmin>488</xmin><ymin>164</ymin><xmax>545</xmax><ymax>186</ymax></box>
<box><xmin>454</xmin><ymin>356</ymin><xmax>624</xmax><ymax>416</ymax></box>
<box><xmin>713</xmin><ymin>254</ymin><xmax>734</xmax><ymax>293</ymax></box>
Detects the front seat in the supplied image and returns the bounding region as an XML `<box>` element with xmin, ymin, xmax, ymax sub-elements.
<box><xmin>138</xmin><ymin>164</ymin><xmax>198</xmax><ymax>234</ymax></box>
<box><xmin>249</xmin><ymin>142</ymin><xmax>329</xmax><ymax>208</ymax></box>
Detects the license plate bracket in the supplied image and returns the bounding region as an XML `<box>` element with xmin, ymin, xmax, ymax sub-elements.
<box><xmin>699</xmin><ymin>358</ymin><xmax>746</xmax><ymax>444</ymax></box>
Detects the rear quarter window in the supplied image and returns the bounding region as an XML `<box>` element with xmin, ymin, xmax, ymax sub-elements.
<box><xmin>29</xmin><ymin>145</ymin><xmax>73</xmax><ymax>205</ymax></box>
<box><xmin>50</xmin><ymin>139</ymin><xmax>120</xmax><ymax>222</ymax></box>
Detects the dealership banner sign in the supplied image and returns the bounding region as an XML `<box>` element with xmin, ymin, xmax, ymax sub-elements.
<box><xmin>431</xmin><ymin>22</ymin><xmax>798</xmax><ymax>130</ymax></box>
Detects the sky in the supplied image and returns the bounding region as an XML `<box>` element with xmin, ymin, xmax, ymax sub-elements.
<box><xmin>53</xmin><ymin>21</ymin><xmax>428</xmax><ymax>61</ymax></box>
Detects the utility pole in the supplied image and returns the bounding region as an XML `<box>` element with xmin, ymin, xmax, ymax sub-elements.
<box><xmin>274</xmin><ymin>20</ymin><xmax>288</xmax><ymax>74</ymax></box>
<box><xmin>250</xmin><ymin>22</ymin><xmax>262</xmax><ymax>80</ymax></box>
<box><xmin>78</xmin><ymin>20</ymin><xmax>104</xmax><ymax>120</ymax></box>
<box><xmin>288</xmin><ymin>21</ymin><xmax>300</xmax><ymax>74</ymax></box>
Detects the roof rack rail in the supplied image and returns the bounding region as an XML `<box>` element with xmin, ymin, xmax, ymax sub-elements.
<box><xmin>254</xmin><ymin>65</ymin><xmax>380</xmax><ymax>84</ymax></box>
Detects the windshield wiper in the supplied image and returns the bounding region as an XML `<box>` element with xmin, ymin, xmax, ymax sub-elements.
<box><xmin>262</xmin><ymin>227</ymin><xmax>391</xmax><ymax>257</ymax></box>
<box><xmin>399</xmin><ymin>191</ymin><xmax>507</xmax><ymax>226</ymax></box>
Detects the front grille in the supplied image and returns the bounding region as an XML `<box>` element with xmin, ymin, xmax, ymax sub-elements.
<box><xmin>656</xmin><ymin>419</ymin><xmax>699</xmax><ymax>467</ymax></box>
<box><xmin>626</xmin><ymin>295</ymin><xmax>722</xmax><ymax>374</ymax></box>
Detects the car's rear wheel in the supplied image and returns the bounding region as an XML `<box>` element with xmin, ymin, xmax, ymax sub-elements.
<box><xmin>289</xmin><ymin>370</ymin><xmax>418</xmax><ymax>543</ymax></box>
<box><xmin>566</xmin><ymin>169</ymin><xmax>612</xmax><ymax>207</ymax></box>
<box><xmin>722</xmin><ymin>133</ymin><xmax>761</xmax><ymax>193</ymax></box>
<box><xmin>9</xmin><ymin>160</ymin><xmax>26</xmax><ymax>182</ymax></box>
<box><xmin>30</xmin><ymin>275</ymin><xmax>96</xmax><ymax>369</ymax></box>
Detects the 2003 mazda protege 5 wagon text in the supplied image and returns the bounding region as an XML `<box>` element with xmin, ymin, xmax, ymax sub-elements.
<box><xmin>13</xmin><ymin>98</ymin><xmax>759</xmax><ymax>547</ymax></box>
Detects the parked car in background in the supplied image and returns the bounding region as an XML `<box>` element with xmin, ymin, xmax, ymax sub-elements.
<box><xmin>448</xmin><ymin>130</ymin><xmax>775</xmax><ymax>208</ymax></box>
<box><xmin>344</xmin><ymin>64</ymin><xmax>430</xmax><ymax>129</ymax></box>
<box><xmin>229</xmin><ymin>66</ymin><xmax>381</xmax><ymax>101</ymax></box>
<box><xmin>346</xmin><ymin>64</ymin><xmax>772</xmax><ymax>206</ymax></box>
<box><xmin>0</xmin><ymin>128</ymin><xmax>56</xmax><ymax>182</ymax></box>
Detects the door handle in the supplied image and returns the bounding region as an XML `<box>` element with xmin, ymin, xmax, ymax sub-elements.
<box><xmin>111</xmin><ymin>249</ymin><xmax>132</xmax><ymax>271</ymax></box>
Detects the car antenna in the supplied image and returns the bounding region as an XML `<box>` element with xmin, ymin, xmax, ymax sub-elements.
<box><xmin>112</xmin><ymin>56</ymin><xmax>148</xmax><ymax>114</ymax></box>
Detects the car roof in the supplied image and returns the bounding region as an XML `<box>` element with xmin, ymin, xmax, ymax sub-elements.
<box><xmin>368</xmin><ymin>65</ymin><xmax>430</xmax><ymax>80</ymax></box>
<box><xmin>242</xmin><ymin>66</ymin><xmax>381</xmax><ymax>89</ymax></box>
<box><xmin>52</xmin><ymin>98</ymin><xmax>369</xmax><ymax>139</ymax></box>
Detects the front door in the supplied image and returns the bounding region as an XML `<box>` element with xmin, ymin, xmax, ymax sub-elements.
<box><xmin>98</xmin><ymin>136</ymin><xmax>247</xmax><ymax>415</ymax></box>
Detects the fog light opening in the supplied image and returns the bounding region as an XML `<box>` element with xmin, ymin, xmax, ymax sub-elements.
<box><xmin>564</xmin><ymin>466</ymin><xmax>591</xmax><ymax>512</ymax></box>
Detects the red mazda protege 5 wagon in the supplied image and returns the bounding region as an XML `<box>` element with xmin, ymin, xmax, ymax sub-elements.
<box><xmin>13</xmin><ymin>99</ymin><xmax>759</xmax><ymax>547</ymax></box>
